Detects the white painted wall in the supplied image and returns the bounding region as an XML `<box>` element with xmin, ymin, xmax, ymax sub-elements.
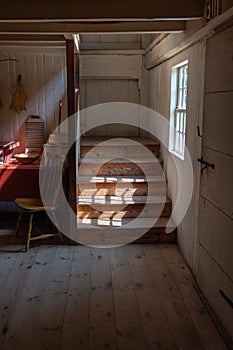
<box><xmin>79</xmin><ymin>46</ymin><xmax>143</xmax><ymax>136</ymax></box>
<box><xmin>80</xmin><ymin>78</ymin><xmax>140</xmax><ymax>136</ymax></box>
<box><xmin>148</xmin><ymin>41</ymin><xmax>206</xmax><ymax>273</ymax></box>
<box><xmin>80</xmin><ymin>34</ymin><xmax>141</xmax><ymax>50</ymax></box>
<box><xmin>0</xmin><ymin>46</ymin><xmax>67</xmax><ymax>152</ymax></box>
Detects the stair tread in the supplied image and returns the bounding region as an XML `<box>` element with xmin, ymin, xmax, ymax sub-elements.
<box><xmin>77</xmin><ymin>216</ymin><xmax>176</xmax><ymax>229</ymax></box>
<box><xmin>77</xmin><ymin>175</ymin><xmax>165</xmax><ymax>183</ymax></box>
<box><xmin>81</xmin><ymin>137</ymin><xmax>159</xmax><ymax>147</ymax></box>
<box><xmin>78</xmin><ymin>195</ymin><xmax>170</xmax><ymax>205</ymax></box>
<box><xmin>77</xmin><ymin>137</ymin><xmax>175</xmax><ymax>243</ymax></box>
<box><xmin>79</xmin><ymin>158</ymin><xmax>162</xmax><ymax>163</ymax></box>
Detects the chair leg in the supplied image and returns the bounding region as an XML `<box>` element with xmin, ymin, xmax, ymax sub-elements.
<box><xmin>15</xmin><ymin>211</ymin><xmax>23</xmax><ymax>237</ymax></box>
<box><xmin>50</xmin><ymin>211</ymin><xmax>63</xmax><ymax>243</ymax></box>
<box><xmin>26</xmin><ymin>213</ymin><xmax>33</xmax><ymax>252</ymax></box>
<box><xmin>57</xmin><ymin>230</ymin><xmax>63</xmax><ymax>243</ymax></box>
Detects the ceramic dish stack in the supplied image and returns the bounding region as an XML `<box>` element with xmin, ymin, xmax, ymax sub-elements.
<box><xmin>25</xmin><ymin>115</ymin><xmax>45</xmax><ymax>153</ymax></box>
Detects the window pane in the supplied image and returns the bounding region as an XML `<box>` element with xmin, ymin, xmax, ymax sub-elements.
<box><xmin>178</xmin><ymin>89</ymin><xmax>182</xmax><ymax>107</ymax></box>
<box><xmin>183</xmin><ymin>88</ymin><xmax>187</xmax><ymax>108</ymax></box>
<box><xmin>170</xmin><ymin>62</ymin><xmax>188</xmax><ymax>157</ymax></box>
<box><xmin>184</xmin><ymin>66</ymin><xmax>188</xmax><ymax>87</ymax></box>
<box><xmin>180</xmin><ymin>112</ymin><xmax>184</xmax><ymax>133</ymax></box>
<box><xmin>183</xmin><ymin>112</ymin><xmax>186</xmax><ymax>135</ymax></box>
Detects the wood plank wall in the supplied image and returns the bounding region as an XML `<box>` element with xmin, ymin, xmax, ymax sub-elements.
<box><xmin>79</xmin><ymin>34</ymin><xmax>144</xmax><ymax>136</ymax></box>
<box><xmin>147</xmin><ymin>18</ymin><xmax>233</xmax><ymax>338</ymax></box>
<box><xmin>147</xmin><ymin>41</ymin><xmax>206</xmax><ymax>273</ymax></box>
<box><xmin>0</xmin><ymin>46</ymin><xmax>67</xmax><ymax>150</ymax></box>
<box><xmin>197</xmin><ymin>24</ymin><xmax>233</xmax><ymax>338</ymax></box>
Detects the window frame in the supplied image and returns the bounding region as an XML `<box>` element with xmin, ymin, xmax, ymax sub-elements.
<box><xmin>169</xmin><ymin>60</ymin><xmax>188</xmax><ymax>160</ymax></box>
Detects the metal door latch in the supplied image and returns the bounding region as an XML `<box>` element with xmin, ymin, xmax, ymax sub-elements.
<box><xmin>198</xmin><ymin>157</ymin><xmax>215</xmax><ymax>174</ymax></box>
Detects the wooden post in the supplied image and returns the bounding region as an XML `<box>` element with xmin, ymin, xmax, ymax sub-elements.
<box><xmin>66</xmin><ymin>39</ymin><xmax>77</xmax><ymax>234</ymax></box>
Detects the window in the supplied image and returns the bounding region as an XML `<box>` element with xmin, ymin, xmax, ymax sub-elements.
<box><xmin>169</xmin><ymin>61</ymin><xmax>188</xmax><ymax>159</ymax></box>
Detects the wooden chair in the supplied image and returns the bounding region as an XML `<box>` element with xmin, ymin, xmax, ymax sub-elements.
<box><xmin>14</xmin><ymin>149</ymin><xmax>64</xmax><ymax>251</ymax></box>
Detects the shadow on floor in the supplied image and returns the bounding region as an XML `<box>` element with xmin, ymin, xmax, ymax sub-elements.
<box><xmin>0</xmin><ymin>211</ymin><xmax>71</xmax><ymax>252</ymax></box>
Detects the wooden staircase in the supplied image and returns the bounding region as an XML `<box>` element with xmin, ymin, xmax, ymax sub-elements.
<box><xmin>77</xmin><ymin>137</ymin><xmax>177</xmax><ymax>245</ymax></box>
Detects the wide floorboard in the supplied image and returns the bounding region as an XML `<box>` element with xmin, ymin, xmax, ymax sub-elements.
<box><xmin>0</xmin><ymin>228</ymin><xmax>227</xmax><ymax>350</ymax></box>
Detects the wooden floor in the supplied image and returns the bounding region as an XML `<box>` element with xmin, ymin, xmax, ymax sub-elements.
<box><xmin>0</xmin><ymin>229</ymin><xmax>227</xmax><ymax>350</ymax></box>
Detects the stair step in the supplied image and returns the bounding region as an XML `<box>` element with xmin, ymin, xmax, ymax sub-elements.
<box><xmin>77</xmin><ymin>207</ymin><xmax>171</xmax><ymax>219</ymax></box>
<box><xmin>78</xmin><ymin>158</ymin><xmax>164</xmax><ymax>176</ymax></box>
<box><xmin>135</xmin><ymin>228</ymin><xmax>176</xmax><ymax>244</ymax></box>
<box><xmin>77</xmin><ymin>217</ymin><xmax>175</xmax><ymax>229</ymax></box>
<box><xmin>81</xmin><ymin>136</ymin><xmax>160</xmax><ymax>158</ymax></box>
<box><xmin>78</xmin><ymin>195</ymin><xmax>168</xmax><ymax>205</ymax></box>
<box><xmin>77</xmin><ymin>175</ymin><xmax>165</xmax><ymax>182</ymax></box>
<box><xmin>77</xmin><ymin>198</ymin><xmax>172</xmax><ymax>218</ymax></box>
<box><xmin>75</xmin><ymin>228</ymin><xmax>176</xmax><ymax>245</ymax></box>
<box><xmin>76</xmin><ymin>136</ymin><xmax>176</xmax><ymax>244</ymax></box>
<box><xmin>78</xmin><ymin>183</ymin><xmax>166</xmax><ymax>196</ymax></box>
<box><xmin>81</xmin><ymin>137</ymin><xmax>160</xmax><ymax>146</ymax></box>
<box><xmin>75</xmin><ymin>217</ymin><xmax>177</xmax><ymax>245</ymax></box>
<box><xmin>77</xmin><ymin>175</ymin><xmax>166</xmax><ymax>196</ymax></box>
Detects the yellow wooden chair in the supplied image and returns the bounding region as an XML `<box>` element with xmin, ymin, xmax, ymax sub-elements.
<box><xmin>14</xmin><ymin>150</ymin><xmax>64</xmax><ymax>251</ymax></box>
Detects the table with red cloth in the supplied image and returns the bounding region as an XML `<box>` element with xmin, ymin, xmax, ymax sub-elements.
<box><xmin>0</xmin><ymin>158</ymin><xmax>41</xmax><ymax>201</ymax></box>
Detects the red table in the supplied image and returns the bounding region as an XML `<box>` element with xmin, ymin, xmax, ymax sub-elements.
<box><xmin>0</xmin><ymin>158</ymin><xmax>41</xmax><ymax>201</ymax></box>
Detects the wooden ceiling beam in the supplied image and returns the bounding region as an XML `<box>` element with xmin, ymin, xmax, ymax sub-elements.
<box><xmin>0</xmin><ymin>0</ymin><xmax>205</xmax><ymax>20</ymax></box>
<box><xmin>0</xmin><ymin>20</ymin><xmax>186</xmax><ymax>34</ymax></box>
<box><xmin>0</xmin><ymin>34</ymin><xmax>65</xmax><ymax>41</ymax></box>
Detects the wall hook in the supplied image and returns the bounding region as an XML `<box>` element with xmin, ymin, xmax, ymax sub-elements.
<box><xmin>197</xmin><ymin>125</ymin><xmax>203</xmax><ymax>137</ymax></box>
<box><xmin>17</xmin><ymin>74</ymin><xmax>22</xmax><ymax>84</ymax></box>
<box><xmin>198</xmin><ymin>157</ymin><xmax>215</xmax><ymax>174</ymax></box>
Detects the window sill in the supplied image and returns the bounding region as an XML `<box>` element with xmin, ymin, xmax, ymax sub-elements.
<box><xmin>169</xmin><ymin>149</ymin><xmax>184</xmax><ymax>161</ymax></box>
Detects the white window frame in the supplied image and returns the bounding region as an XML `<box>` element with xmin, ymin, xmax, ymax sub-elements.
<box><xmin>169</xmin><ymin>60</ymin><xmax>188</xmax><ymax>160</ymax></box>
